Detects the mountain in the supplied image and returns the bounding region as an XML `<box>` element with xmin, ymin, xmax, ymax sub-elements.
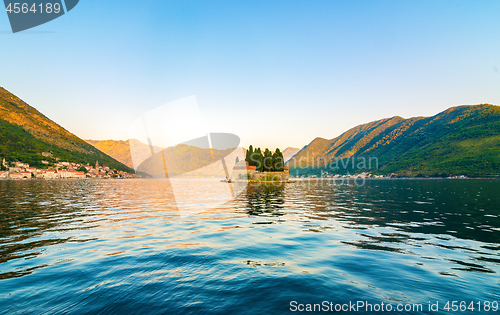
<box><xmin>136</xmin><ymin>144</ymin><xmax>244</xmax><ymax>178</ymax></box>
<box><xmin>86</xmin><ymin>139</ymin><xmax>164</xmax><ymax>169</ymax></box>
<box><xmin>86</xmin><ymin>138</ymin><xmax>246</xmax><ymax>178</ymax></box>
<box><xmin>0</xmin><ymin>86</ymin><xmax>133</xmax><ymax>172</ymax></box>
<box><xmin>290</xmin><ymin>104</ymin><xmax>500</xmax><ymax>177</ymax></box>
<box><xmin>282</xmin><ymin>147</ymin><xmax>300</xmax><ymax>163</ymax></box>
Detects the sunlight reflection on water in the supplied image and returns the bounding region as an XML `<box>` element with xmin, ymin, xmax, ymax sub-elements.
<box><xmin>0</xmin><ymin>179</ymin><xmax>499</xmax><ymax>314</ymax></box>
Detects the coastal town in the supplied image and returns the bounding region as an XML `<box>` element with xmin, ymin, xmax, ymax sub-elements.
<box><xmin>292</xmin><ymin>172</ymin><xmax>386</xmax><ymax>179</ymax></box>
<box><xmin>291</xmin><ymin>172</ymin><xmax>468</xmax><ymax>179</ymax></box>
<box><xmin>0</xmin><ymin>154</ymin><xmax>136</xmax><ymax>180</ymax></box>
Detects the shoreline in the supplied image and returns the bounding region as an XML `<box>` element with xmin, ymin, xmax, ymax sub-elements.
<box><xmin>291</xmin><ymin>177</ymin><xmax>500</xmax><ymax>180</ymax></box>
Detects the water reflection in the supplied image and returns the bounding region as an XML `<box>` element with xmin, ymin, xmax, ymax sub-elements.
<box><xmin>0</xmin><ymin>179</ymin><xmax>499</xmax><ymax>314</ymax></box>
<box><xmin>243</xmin><ymin>183</ymin><xmax>286</xmax><ymax>217</ymax></box>
<box><xmin>0</xmin><ymin>179</ymin><xmax>179</xmax><ymax>279</ymax></box>
<box><xmin>247</xmin><ymin>179</ymin><xmax>500</xmax><ymax>277</ymax></box>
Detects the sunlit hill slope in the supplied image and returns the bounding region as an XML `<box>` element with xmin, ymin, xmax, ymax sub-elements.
<box><xmin>290</xmin><ymin>104</ymin><xmax>500</xmax><ymax>177</ymax></box>
<box><xmin>86</xmin><ymin>139</ymin><xmax>164</xmax><ymax>169</ymax></box>
<box><xmin>0</xmin><ymin>87</ymin><xmax>133</xmax><ymax>172</ymax></box>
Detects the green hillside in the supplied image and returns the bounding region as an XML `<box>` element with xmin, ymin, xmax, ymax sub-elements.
<box><xmin>0</xmin><ymin>86</ymin><xmax>134</xmax><ymax>172</ymax></box>
<box><xmin>290</xmin><ymin>104</ymin><xmax>500</xmax><ymax>177</ymax></box>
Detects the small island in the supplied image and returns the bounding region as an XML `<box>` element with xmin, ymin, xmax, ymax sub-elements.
<box><xmin>233</xmin><ymin>145</ymin><xmax>290</xmax><ymax>182</ymax></box>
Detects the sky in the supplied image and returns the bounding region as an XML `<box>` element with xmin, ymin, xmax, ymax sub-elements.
<box><xmin>1</xmin><ymin>0</ymin><xmax>499</xmax><ymax>150</ymax></box>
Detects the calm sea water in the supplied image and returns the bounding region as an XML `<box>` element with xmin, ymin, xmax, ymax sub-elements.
<box><xmin>1</xmin><ymin>179</ymin><xmax>499</xmax><ymax>314</ymax></box>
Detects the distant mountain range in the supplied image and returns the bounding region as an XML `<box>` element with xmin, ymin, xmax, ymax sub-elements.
<box><xmin>86</xmin><ymin>139</ymin><xmax>242</xmax><ymax>178</ymax></box>
<box><xmin>135</xmin><ymin>144</ymin><xmax>243</xmax><ymax>178</ymax></box>
<box><xmin>0</xmin><ymin>87</ymin><xmax>133</xmax><ymax>173</ymax></box>
<box><xmin>86</xmin><ymin>139</ymin><xmax>164</xmax><ymax>169</ymax></box>
<box><xmin>86</xmin><ymin>138</ymin><xmax>239</xmax><ymax>174</ymax></box>
<box><xmin>282</xmin><ymin>147</ymin><xmax>300</xmax><ymax>163</ymax></box>
<box><xmin>5</xmin><ymin>84</ymin><xmax>496</xmax><ymax>178</ymax></box>
<box><xmin>290</xmin><ymin>104</ymin><xmax>500</xmax><ymax>177</ymax></box>
<box><xmin>86</xmin><ymin>139</ymin><xmax>300</xmax><ymax>178</ymax></box>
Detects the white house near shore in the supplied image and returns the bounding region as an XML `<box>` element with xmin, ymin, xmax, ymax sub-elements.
<box><xmin>36</xmin><ymin>169</ymin><xmax>59</xmax><ymax>179</ymax></box>
<box><xmin>59</xmin><ymin>170</ymin><xmax>86</xmax><ymax>179</ymax></box>
<box><xmin>9</xmin><ymin>172</ymin><xmax>31</xmax><ymax>179</ymax></box>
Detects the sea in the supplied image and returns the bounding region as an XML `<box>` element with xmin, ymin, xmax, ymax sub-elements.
<box><xmin>1</xmin><ymin>179</ymin><xmax>499</xmax><ymax>314</ymax></box>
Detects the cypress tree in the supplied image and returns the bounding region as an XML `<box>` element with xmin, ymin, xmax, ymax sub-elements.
<box><xmin>235</xmin><ymin>156</ymin><xmax>239</xmax><ymax>164</ymax></box>
<box><xmin>244</xmin><ymin>146</ymin><xmax>286</xmax><ymax>172</ymax></box>
<box><xmin>246</xmin><ymin>145</ymin><xmax>253</xmax><ymax>166</ymax></box>
<box><xmin>263</xmin><ymin>148</ymin><xmax>273</xmax><ymax>172</ymax></box>
<box><xmin>249</xmin><ymin>147</ymin><xmax>257</xmax><ymax>169</ymax></box>
<box><xmin>255</xmin><ymin>148</ymin><xmax>264</xmax><ymax>172</ymax></box>
<box><xmin>273</xmin><ymin>148</ymin><xmax>284</xmax><ymax>172</ymax></box>
<box><xmin>272</xmin><ymin>150</ymin><xmax>278</xmax><ymax>172</ymax></box>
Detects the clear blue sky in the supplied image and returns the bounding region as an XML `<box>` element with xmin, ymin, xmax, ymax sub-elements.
<box><xmin>1</xmin><ymin>0</ymin><xmax>499</xmax><ymax>149</ymax></box>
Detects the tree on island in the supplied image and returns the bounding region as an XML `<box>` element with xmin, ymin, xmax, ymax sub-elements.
<box><xmin>246</xmin><ymin>145</ymin><xmax>254</xmax><ymax>166</ymax></box>
<box><xmin>273</xmin><ymin>148</ymin><xmax>285</xmax><ymax>172</ymax></box>
<box><xmin>245</xmin><ymin>146</ymin><xmax>285</xmax><ymax>172</ymax></box>
<box><xmin>263</xmin><ymin>149</ymin><xmax>273</xmax><ymax>171</ymax></box>
<box><xmin>254</xmin><ymin>148</ymin><xmax>264</xmax><ymax>171</ymax></box>
<box><xmin>235</xmin><ymin>156</ymin><xmax>239</xmax><ymax>164</ymax></box>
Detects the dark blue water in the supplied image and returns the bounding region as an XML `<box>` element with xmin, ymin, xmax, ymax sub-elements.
<box><xmin>1</xmin><ymin>179</ymin><xmax>499</xmax><ymax>314</ymax></box>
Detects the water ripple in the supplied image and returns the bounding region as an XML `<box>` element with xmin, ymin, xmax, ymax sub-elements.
<box><xmin>0</xmin><ymin>179</ymin><xmax>499</xmax><ymax>314</ymax></box>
